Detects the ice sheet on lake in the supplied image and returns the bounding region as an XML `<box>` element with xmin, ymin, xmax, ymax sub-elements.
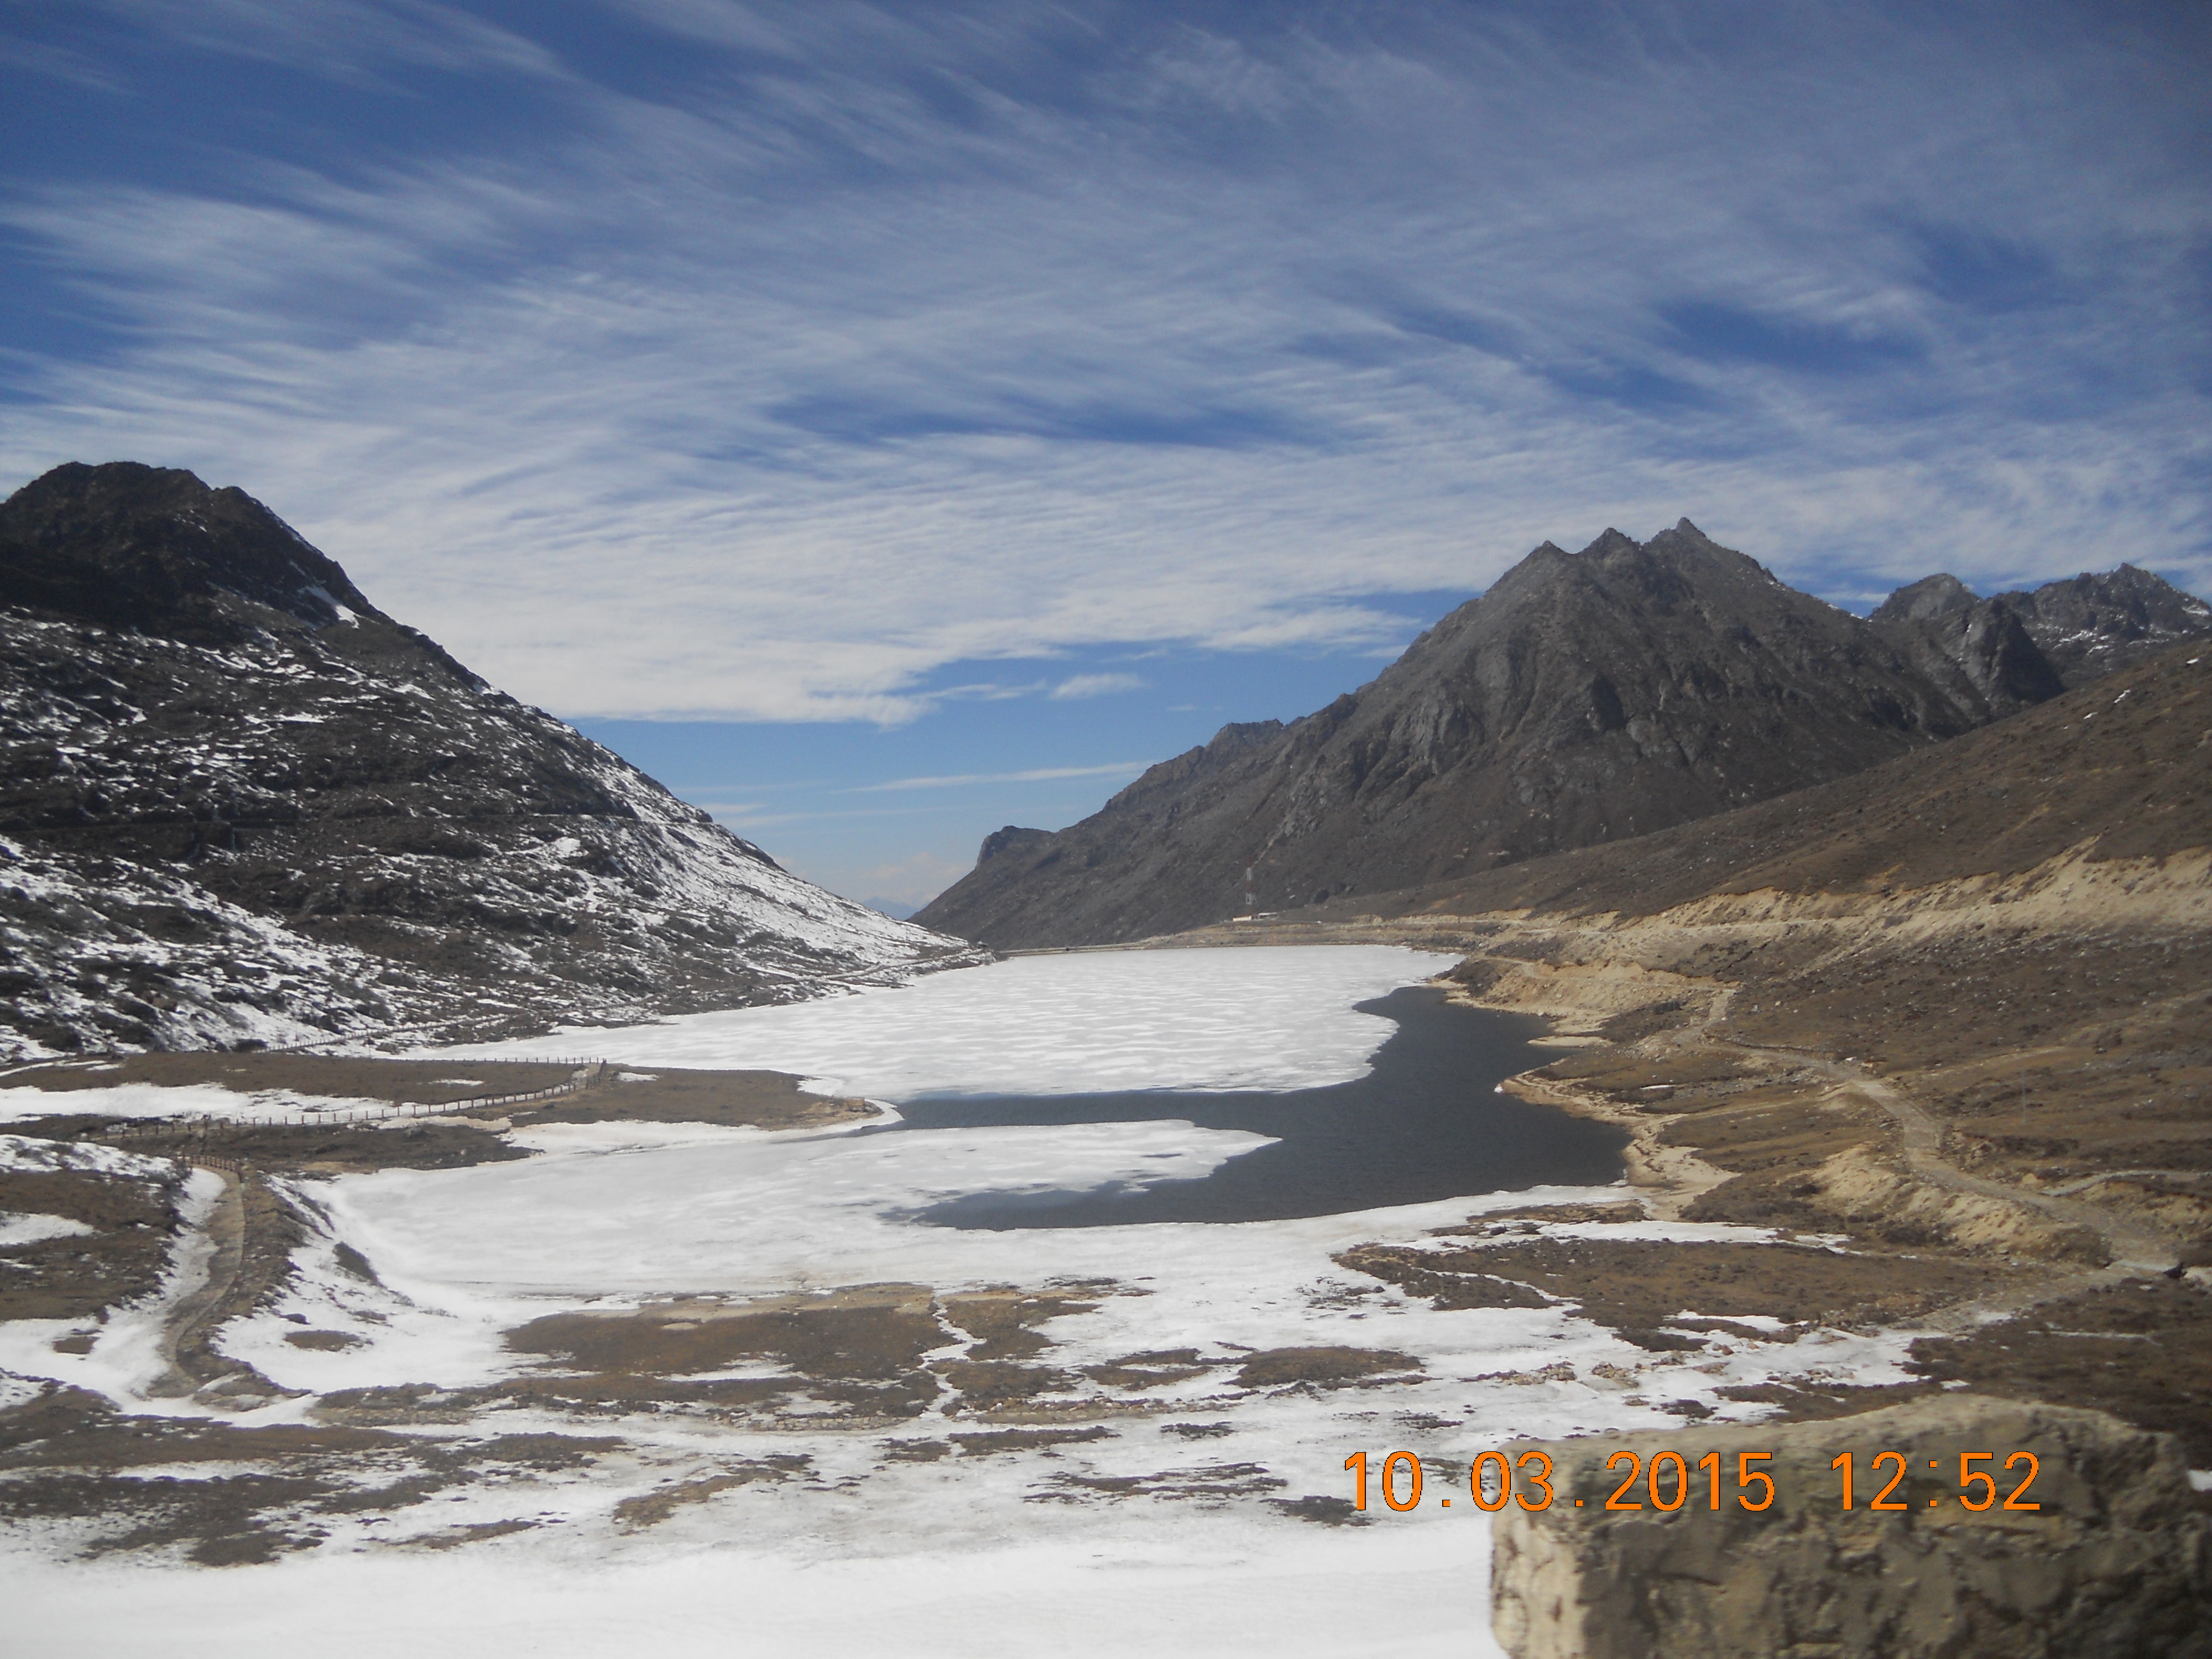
<box><xmin>7</xmin><ymin>1521</ymin><xmax>1499</xmax><ymax>1659</ymax></box>
<box><xmin>426</xmin><ymin>943</ymin><xmax>1460</xmax><ymax>1097</ymax></box>
<box><xmin>5</xmin><ymin>945</ymin><xmax>1928</xmax><ymax>1658</ymax></box>
<box><xmin>329</xmin><ymin>1117</ymin><xmax>1279</xmax><ymax>1297</ymax></box>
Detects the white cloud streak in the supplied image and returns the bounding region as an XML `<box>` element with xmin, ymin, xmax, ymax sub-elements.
<box><xmin>84</xmin><ymin>0</ymin><xmax>572</xmax><ymax>86</ymax></box>
<box><xmin>1049</xmin><ymin>672</ymin><xmax>1144</xmax><ymax>701</ymax></box>
<box><xmin>854</xmin><ymin>763</ymin><xmax>1150</xmax><ymax>794</ymax></box>
<box><xmin>1</xmin><ymin>2</ymin><xmax>2206</xmax><ymax>722</ymax></box>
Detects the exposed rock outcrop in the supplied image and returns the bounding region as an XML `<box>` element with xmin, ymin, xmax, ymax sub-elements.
<box><xmin>1870</xmin><ymin>574</ymin><xmax>2065</xmax><ymax>722</ymax></box>
<box><xmin>1490</xmin><ymin>1397</ymin><xmax>2212</xmax><ymax>1658</ymax></box>
<box><xmin>1999</xmin><ymin>564</ymin><xmax>2212</xmax><ymax>686</ymax></box>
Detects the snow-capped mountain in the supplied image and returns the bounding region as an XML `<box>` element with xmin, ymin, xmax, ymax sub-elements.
<box><xmin>0</xmin><ymin>462</ymin><xmax>984</xmax><ymax>1058</ymax></box>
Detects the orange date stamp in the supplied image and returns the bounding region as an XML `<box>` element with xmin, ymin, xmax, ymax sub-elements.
<box><xmin>1344</xmin><ymin>1448</ymin><xmax>2044</xmax><ymax>1513</ymax></box>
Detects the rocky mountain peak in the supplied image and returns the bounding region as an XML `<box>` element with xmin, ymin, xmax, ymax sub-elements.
<box><xmin>915</xmin><ymin>522</ymin><xmax>2211</xmax><ymax>950</ymax></box>
<box><xmin>976</xmin><ymin>825</ymin><xmax>1053</xmax><ymax>864</ymax></box>
<box><xmin>1580</xmin><ymin>526</ymin><xmax>1641</xmax><ymax>559</ymax></box>
<box><xmin>917</xmin><ymin>520</ymin><xmax>1990</xmax><ymax>947</ymax></box>
<box><xmin>0</xmin><ymin>461</ymin><xmax>978</xmax><ymax>1056</ymax></box>
<box><xmin>0</xmin><ymin>462</ymin><xmax>378</xmax><ymax>638</ymax></box>
<box><xmin>1997</xmin><ymin>564</ymin><xmax>2212</xmax><ymax>685</ymax></box>
<box><xmin>1873</xmin><ymin>563</ymin><xmax>2210</xmax><ymax>706</ymax></box>
<box><xmin>1872</xmin><ymin>573</ymin><xmax>1977</xmax><ymax>624</ymax></box>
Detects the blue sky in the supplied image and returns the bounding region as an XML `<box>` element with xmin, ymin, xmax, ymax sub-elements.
<box><xmin>3</xmin><ymin>2</ymin><xmax>2208</xmax><ymax>908</ymax></box>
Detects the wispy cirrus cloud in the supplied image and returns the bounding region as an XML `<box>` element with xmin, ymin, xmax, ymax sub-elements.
<box><xmin>79</xmin><ymin>0</ymin><xmax>571</xmax><ymax>86</ymax></box>
<box><xmin>1049</xmin><ymin>672</ymin><xmax>1144</xmax><ymax>701</ymax></box>
<box><xmin>854</xmin><ymin>762</ymin><xmax>1150</xmax><ymax>794</ymax></box>
<box><xmin>0</xmin><ymin>0</ymin><xmax>2205</xmax><ymax>731</ymax></box>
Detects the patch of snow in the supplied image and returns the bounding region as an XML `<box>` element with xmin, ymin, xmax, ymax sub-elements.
<box><xmin>0</xmin><ymin>1134</ymin><xmax>183</xmax><ymax>1180</ymax></box>
<box><xmin>1677</xmin><ymin>1309</ymin><xmax>1792</xmax><ymax>1333</ymax></box>
<box><xmin>434</xmin><ymin>945</ymin><xmax>1459</xmax><ymax>1097</ymax></box>
<box><xmin>0</xmin><ymin>1165</ymin><xmax>224</xmax><ymax>1406</ymax></box>
<box><xmin>0</xmin><ymin>1211</ymin><xmax>95</xmax><ymax>1246</ymax></box>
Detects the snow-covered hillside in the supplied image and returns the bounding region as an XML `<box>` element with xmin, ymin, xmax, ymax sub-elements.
<box><xmin>0</xmin><ymin>463</ymin><xmax>983</xmax><ymax>1057</ymax></box>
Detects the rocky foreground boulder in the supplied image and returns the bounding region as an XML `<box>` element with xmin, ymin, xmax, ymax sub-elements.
<box><xmin>0</xmin><ymin>462</ymin><xmax>982</xmax><ymax>1055</ymax></box>
<box><xmin>1490</xmin><ymin>1396</ymin><xmax>2212</xmax><ymax>1658</ymax></box>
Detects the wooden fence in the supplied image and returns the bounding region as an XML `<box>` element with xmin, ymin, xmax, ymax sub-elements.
<box><xmin>97</xmin><ymin>1058</ymin><xmax>609</xmax><ymax>1145</ymax></box>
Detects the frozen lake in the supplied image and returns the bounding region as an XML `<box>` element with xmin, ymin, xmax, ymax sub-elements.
<box><xmin>436</xmin><ymin>943</ymin><xmax>1478</xmax><ymax>1096</ymax></box>
<box><xmin>899</xmin><ymin>985</ymin><xmax>1626</xmax><ymax>1227</ymax></box>
<box><xmin>439</xmin><ymin>946</ymin><xmax>1627</xmax><ymax>1228</ymax></box>
<box><xmin>9</xmin><ymin>946</ymin><xmax>1913</xmax><ymax>1659</ymax></box>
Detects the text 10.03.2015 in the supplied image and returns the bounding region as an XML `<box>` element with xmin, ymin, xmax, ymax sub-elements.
<box><xmin>1343</xmin><ymin>1449</ymin><xmax>2043</xmax><ymax>1514</ymax></box>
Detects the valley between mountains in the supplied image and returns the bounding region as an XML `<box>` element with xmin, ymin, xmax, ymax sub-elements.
<box><xmin>2</xmin><ymin>463</ymin><xmax>2209</xmax><ymax>1653</ymax></box>
<box><xmin>1158</xmin><ymin>639</ymin><xmax>2212</xmax><ymax>1452</ymax></box>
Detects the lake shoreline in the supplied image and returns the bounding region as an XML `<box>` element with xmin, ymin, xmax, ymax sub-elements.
<box><xmin>4</xmin><ymin>937</ymin><xmax>2206</xmax><ymax>1656</ymax></box>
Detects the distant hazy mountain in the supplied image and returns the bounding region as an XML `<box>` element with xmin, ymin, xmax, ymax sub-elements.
<box><xmin>860</xmin><ymin>897</ymin><xmax>919</xmax><ymax>920</ymax></box>
<box><xmin>0</xmin><ymin>462</ymin><xmax>981</xmax><ymax>1057</ymax></box>
<box><xmin>915</xmin><ymin>522</ymin><xmax>2209</xmax><ymax>949</ymax></box>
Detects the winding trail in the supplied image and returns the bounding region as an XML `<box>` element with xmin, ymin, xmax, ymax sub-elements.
<box><xmin>1697</xmin><ymin>1032</ymin><xmax>2182</xmax><ymax>1339</ymax></box>
<box><xmin>148</xmin><ymin>1166</ymin><xmax>246</xmax><ymax>1399</ymax></box>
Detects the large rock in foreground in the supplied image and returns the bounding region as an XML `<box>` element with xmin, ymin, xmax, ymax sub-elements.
<box><xmin>1490</xmin><ymin>1396</ymin><xmax>2212</xmax><ymax>1658</ymax></box>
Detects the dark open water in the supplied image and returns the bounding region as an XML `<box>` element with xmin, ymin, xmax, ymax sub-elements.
<box><xmin>887</xmin><ymin>986</ymin><xmax>1628</xmax><ymax>1229</ymax></box>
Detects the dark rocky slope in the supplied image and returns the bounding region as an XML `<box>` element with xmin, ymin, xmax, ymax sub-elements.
<box><xmin>917</xmin><ymin>521</ymin><xmax>2207</xmax><ymax>948</ymax></box>
<box><xmin>1290</xmin><ymin>637</ymin><xmax>2212</xmax><ymax>927</ymax></box>
<box><xmin>1867</xmin><ymin>574</ymin><xmax>2064</xmax><ymax>723</ymax></box>
<box><xmin>0</xmin><ymin>463</ymin><xmax>980</xmax><ymax>1057</ymax></box>
<box><xmin>1867</xmin><ymin>561</ymin><xmax>2211</xmax><ymax>715</ymax></box>
<box><xmin>1998</xmin><ymin>563</ymin><xmax>2212</xmax><ymax>685</ymax></box>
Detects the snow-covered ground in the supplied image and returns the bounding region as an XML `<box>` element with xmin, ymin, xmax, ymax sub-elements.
<box><xmin>0</xmin><ymin>1076</ymin><xmax>408</xmax><ymax>1126</ymax></box>
<box><xmin>424</xmin><ymin>943</ymin><xmax>1465</xmax><ymax>1097</ymax></box>
<box><xmin>6</xmin><ymin>946</ymin><xmax>1927</xmax><ymax>1657</ymax></box>
<box><xmin>0</xmin><ymin>1135</ymin><xmax>227</xmax><ymax>1404</ymax></box>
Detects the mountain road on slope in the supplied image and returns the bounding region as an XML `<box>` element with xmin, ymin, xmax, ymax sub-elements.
<box><xmin>1713</xmin><ymin>1032</ymin><xmax>2180</xmax><ymax>1281</ymax></box>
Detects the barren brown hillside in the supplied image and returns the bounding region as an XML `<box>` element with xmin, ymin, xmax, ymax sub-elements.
<box><xmin>1176</xmin><ymin>642</ymin><xmax>2211</xmax><ymax>1453</ymax></box>
<box><xmin>1298</xmin><ymin>637</ymin><xmax>2209</xmax><ymax>921</ymax></box>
